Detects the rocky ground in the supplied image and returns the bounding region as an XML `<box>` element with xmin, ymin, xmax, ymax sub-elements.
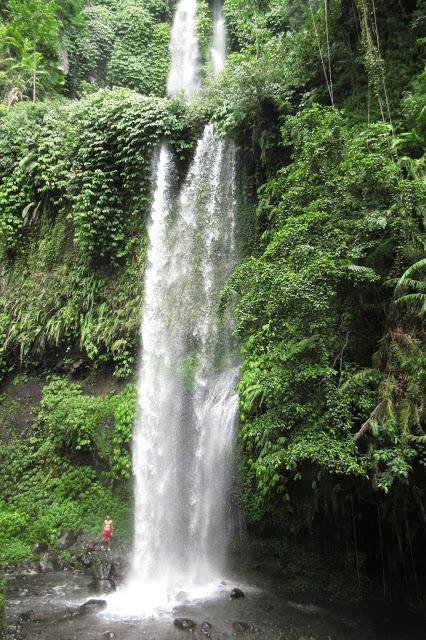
<box><xmin>5</xmin><ymin>532</ymin><xmax>425</xmax><ymax>640</ymax></box>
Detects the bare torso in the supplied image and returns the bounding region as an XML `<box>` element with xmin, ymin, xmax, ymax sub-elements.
<box><xmin>103</xmin><ymin>519</ymin><xmax>113</xmax><ymax>532</ymax></box>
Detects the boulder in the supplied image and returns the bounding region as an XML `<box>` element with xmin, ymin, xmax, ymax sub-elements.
<box><xmin>233</xmin><ymin>621</ymin><xmax>250</xmax><ymax>633</ymax></box>
<box><xmin>79</xmin><ymin>598</ymin><xmax>107</xmax><ymax>614</ymax></box>
<box><xmin>80</xmin><ymin>552</ymin><xmax>93</xmax><ymax>568</ymax></box>
<box><xmin>173</xmin><ymin>617</ymin><xmax>196</xmax><ymax>631</ymax></box>
<box><xmin>229</xmin><ymin>588</ymin><xmax>245</xmax><ymax>599</ymax></box>
<box><xmin>89</xmin><ymin>577</ymin><xmax>116</xmax><ymax>594</ymax></box>
<box><xmin>58</xmin><ymin>529</ymin><xmax>77</xmax><ymax>550</ymax></box>
<box><xmin>17</xmin><ymin>610</ymin><xmax>34</xmax><ymax>624</ymax></box>
<box><xmin>91</xmin><ymin>556</ymin><xmax>114</xmax><ymax>580</ymax></box>
<box><xmin>71</xmin><ymin>533</ymin><xmax>98</xmax><ymax>560</ymax></box>
<box><xmin>200</xmin><ymin>621</ymin><xmax>212</xmax><ymax>636</ymax></box>
<box><xmin>38</xmin><ymin>551</ymin><xmax>61</xmax><ymax>573</ymax></box>
<box><xmin>102</xmin><ymin>633</ymin><xmax>116</xmax><ymax>639</ymax></box>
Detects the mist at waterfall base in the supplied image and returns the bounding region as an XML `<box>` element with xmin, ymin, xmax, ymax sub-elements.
<box><xmin>105</xmin><ymin>1</ymin><xmax>240</xmax><ymax>620</ymax></box>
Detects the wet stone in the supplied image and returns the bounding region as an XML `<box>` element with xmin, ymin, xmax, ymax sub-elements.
<box><xmin>18</xmin><ymin>610</ymin><xmax>34</xmax><ymax>624</ymax></box>
<box><xmin>173</xmin><ymin>617</ymin><xmax>196</xmax><ymax>631</ymax></box>
<box><xmin>38</xmin><ymin>551</ymin><xmax>61</xmax><ymax>573</ymax></box>
<box><xmin>230</xmin><ymin>588</ymin><xmax>245</xmax><ymax>599</ymax></box>
<box><xmin>89</xmin><ymin>577</ymin><xmax>116</xmax><ymax>594</ymax></box>
<box><xmin>102</xmin><ymin>632</ymin><xmax>116</xmax><ymax>639</ymax></box>
<box><xmin>79</xmin><ymin>598</ymin><xmax>107</xmax><ymax>614</ymax></box>
<box><xmin>200</xmin><ymin>620</ymin><xmax>212</xmax><ymax>636</ymax></box>
<box><xmin>233</xmin><ymin>621</ymin><xmax>250</xmax><ymax>633</ymax></box>
<box><xmin>80</xmin><ymin>552</ymin><xmax>93</xmax><ymax>568</ymax></box>
<box><xmin>58</xmin><ymin>529</ymin><xmax>77</xmax><ymax>550</ymax></box>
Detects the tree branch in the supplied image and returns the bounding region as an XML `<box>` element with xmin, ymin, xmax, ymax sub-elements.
<box><xmin>353</xmin><ymin>402</ymin><xmax>384</xmax><ymax>442</ymax></box>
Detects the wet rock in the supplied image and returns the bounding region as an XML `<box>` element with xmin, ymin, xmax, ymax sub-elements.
<box><xmin>102</xmin><ymin>633</ymin><xmax>116</xmax><ymax>639</ymax></box>
<box><xmin>79</xmin><ymin>598</ymin><xmax>107</xmax><ymax>614</ymax></box>
<box><xmin>200</xmin><ymin>621</ymin><xmax>212</xmax><ymax>637</ymax></box>
<box><xmin>89</xmin><ymin>577</ymin><xmax>116</xmax><ymax>594</ymax></box>
<box><xmin>297</xmin><ymin>637</ymin><xmax>318</xmax><ymax>640</ymax></box>
<box><xmin>17</xmin><ymin>610</ymin><xmax>34</xmax><ymax>624</ymax></box>
<box><xmin>91</xmin><ymin>556</ymin><xmax>117</xmax><ymax>582</ymax></box>
<box><xmin>58</xmin><ymin>529</ymin><xmax>77</xmax><ymax>550</ymax></box>
<box><xmin>233</xmin><ymin>621</ymin><xmax>250</xmax><ymax>633</ymax></box>
<box><xmin>38</xmin><ymin>551</ymin><xmax>61</xmax><ymax>573</ymax></box>
<box><xmin>32</xmin><ymin>542</ymin><xmax>48</xmax><ymax>554</ymax></box>
<box><xmin>173</xmin><ymin>617</ymin><xmax>196</xmax><ymax>631</ymax></box>
<box><xmin>230</xmin><ymin>587</ymin><xmax>245</xmax><ymax>599</ymax></box>
<box><xmin>71</xmin><ymin>533</ymin><xmax>98</xmax><ymax>561</ymax></box>
<box><xmin>60</xmin><ymin>605</ymin><xmax>81</xmax><ymax>621</ymax></box>
<box><xmin>80</xmin><ymin>552</ymin><xmax>93</xmax><ymax>568</ymax></box>
<box><xmin>69</xmin><ymin>534</ymin><xmax>129</xmax><ymax>584</ymax></box>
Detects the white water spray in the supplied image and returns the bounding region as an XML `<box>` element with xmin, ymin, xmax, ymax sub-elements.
<box><xmin>167</xmin><ymin>0</ymin><xmax>200</xmax><ymax>98</ymax></box>
<box><xmin>211</xmin><ymin>2</ymin><xmax>226</xmax><ymax>75</ymax></box>
<box><xmin>106</xmin><ymin>3</ymin><xmax>238</xmax><ymax>619</ymax></box>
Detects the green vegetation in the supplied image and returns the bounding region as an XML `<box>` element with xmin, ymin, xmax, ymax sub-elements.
<box><xmin>0</xmin><ymin>376</ymin><xmax>136</xmax><ymax>565</ymax></box>
<box><xmin>0</xmin><ymin>89</ymin><xmax>197</xmax><ymax>377</ymax></box>
<box><xmin>213</xmin><ymin>0</ymin><xmax>426</xmax><ymax>601</ymax></box>
<box><xmin>0</xmin><ymin>0</ymin><xmax>425</xmax><ymax>605</ymax></box>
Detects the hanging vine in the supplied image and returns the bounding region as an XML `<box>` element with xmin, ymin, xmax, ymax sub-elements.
<box><xmin>308</xmin><ymin>0</ymin><xmax>335</xmax><ymax>105</ymax></box>
<box><xmin>355</xmin><ymin>0</ymin><xmax>391</xmax><ymax>123</ymax></box>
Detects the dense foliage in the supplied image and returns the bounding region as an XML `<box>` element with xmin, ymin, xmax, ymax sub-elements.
<box><xmin>0</xmin><ymin>0</ymin><xmax>425</xmax><ymax>605</ymax></box>
<box><xmin>0</xmin><ymin>89</ymin><xmax>198</xmax><ymax>378</ymax></box>
<box><xmin>0</xmin><ymin>375</ymin><xmax>136</xmax><ymax>564</ymax></box>
<box><xmin>214</xmin><ymin>0</ymin><xmax>426</xmax><ymax>599</ymax></box>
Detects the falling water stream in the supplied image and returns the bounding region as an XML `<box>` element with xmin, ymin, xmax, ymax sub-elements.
<box><xmin>106</xmin><ymin>0</ymin><xmax>239</xmax><ymax>618</ymax></box>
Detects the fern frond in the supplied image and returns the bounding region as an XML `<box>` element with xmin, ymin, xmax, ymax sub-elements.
<box><xmin>396</xmin><ymin>258</ymin><xmax>426</xmax><ymax>288</ymax></box>
<box><xmin>338</xmin><ymin>368</ymin><xmax>378</xmax><ymax>393</ymax></box>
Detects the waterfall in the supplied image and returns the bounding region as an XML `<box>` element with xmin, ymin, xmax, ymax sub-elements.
<box><xmin>167</xmin><ymin>0</ymin><xmax>200</xmax><ymax>98</ymax></box>
<box><xmin>106</xmin><ymin>1</ymin><xmax>238</xmax><ymax>618</ymax></box>
<box><xmin>211</xmin><ymin>2</ymin><xmax>226</xmax><ymax>75</ymax></box>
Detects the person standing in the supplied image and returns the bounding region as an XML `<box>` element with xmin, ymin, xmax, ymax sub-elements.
<box><xmin>102</xmin><ymin>515</ymin><xmax>113</xmax><ymax>548</ymax></box>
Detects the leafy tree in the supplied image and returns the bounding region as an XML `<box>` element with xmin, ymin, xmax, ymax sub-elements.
<box><xmin>4</xmin><ymin>0</ymin><xmax>62</xmax><ymax>100</ymax></box>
